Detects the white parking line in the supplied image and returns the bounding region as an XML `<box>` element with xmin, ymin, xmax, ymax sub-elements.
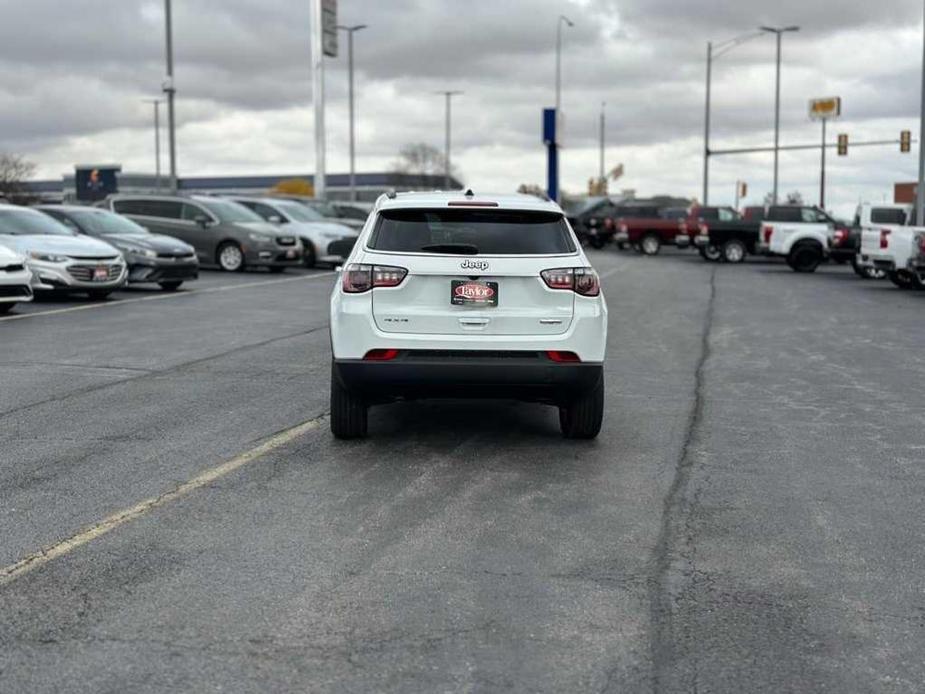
<box><xmin>0</xmin><ymin>272</ymin><xmax>335</xmax><ymax>324</ymax></box>
<box><xmin>0</xmin><ymin>416</ymin><xmax>324</xmax><ymax>587</ymax></box>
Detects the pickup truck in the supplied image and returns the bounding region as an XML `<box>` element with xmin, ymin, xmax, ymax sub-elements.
<box><xmin>685</xmin><ymin>206</ymin><xmax>746</xmax><ymax>261</ymax></box>
<box><xmin>566</xmin><ymin>196</ymin><xmax>624</xmax><ymax>248</ymax></box>
<box><xmin>756</xmin><ymin>206</ymin><xmax>844</xmax><ymax>272</ymax></box>
<box><xmin>857</xmin><ymin>203</ymin><xmax>925</xmax><ymax>289</ymax></box>
<box><xmin>613</xmin><ymin>206</ymin><xmax>690</xmax><ymax>255</ymax></box>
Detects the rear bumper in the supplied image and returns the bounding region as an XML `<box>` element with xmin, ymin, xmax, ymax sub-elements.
<box><xmin>333</xmin><ymin>353</ymin><xmax>603</xmax><ymax>404</ymax></box>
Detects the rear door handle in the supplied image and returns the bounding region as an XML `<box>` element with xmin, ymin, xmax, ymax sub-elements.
<box><xmin>539</xmin><ymin>318</ymin><xmax>563</xmax><ymax>325</ymax></box>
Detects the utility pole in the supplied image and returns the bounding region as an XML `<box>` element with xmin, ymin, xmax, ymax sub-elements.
<box><xmin>310</xmin><ymin>0</ymin><xmax>326</xmax><ymax>200</ymax></box>
<box><xmin>761</xmin><ymin>26</ymin><xmax>800</xmax><ymax>204</ymax></box>
<box><xmin>703</xmin><ymin>41</ymin><xmax>712</xmax><ymax>204</ymax></box>
<box><xmin>599</xmin><ymin>102</ymin><xmax>605</xmax><ymax>186</ymax></box>
<box><xmin>338</xmin><ymin>24</ymin><xmax>367</xmax><ymax>202</ymax></box>
<box><xmin>554</xmin><ymin>15</ymin><xmax>573</xmax><ymax>202</ymax></box>
<box><xmin>163</xmin><ymin>0</ymin><xmax>177</xmax><ymax>193</ymax></box>
<box><xmin>917</xmin><ymin>0</ymin><xmax>925</xmax><ymax>225</ymax></box>
<box><xmin>436</xmin><ymin>90</ymin><xmax>462</xmax><ymax>189</ymax></box>
<box><xmin>142</xmin><ymin>99</ymin><xmax>163</xmax><ymax>189</ymax></box>
<box><xmin>820</xmin><ymin>117</ymin><xmax>827</xmax><ymax>209</ymax></box>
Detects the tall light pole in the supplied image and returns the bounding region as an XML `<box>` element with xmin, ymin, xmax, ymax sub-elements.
<box><xmin>761</xmin><ymin>25</ymin><xmax>800</xmax><ymax>204</ymax></box>
<box><xmin>142</xmin><ymin>99</ymin><xmax>164</xmax><ymax>190</ymax></box>
<box><xmin>917</xmin><ymin>0</ymin><xmax>925</xmax><ymax>226</ymax></box>
<box><xmin>555</xmin><ymin>14</ymin><xmax>574</xmax><ymax>202</ymax></box>
<box><xmin>702</xmin><ymin>31</ymin><xmax>766</xmax><ymax>205</ymax></box>
<box><xmin>599</xmin><ymin>102</ymin><xmax>606</xmax><ymax>186</ymax></box>
<box><xmin>163</xmin><ymin>0</ymin><xmax>178</xmax><ymax>193</ymax></box>
<box><xmin>338</xmin><ymin>24</ymin><xmax>366</xmax><ymax>202</ymax></box>
<box><xmin>436</xmin><ymin>90</ymin><xmax>463</xmax><ymax>189</ymax></box>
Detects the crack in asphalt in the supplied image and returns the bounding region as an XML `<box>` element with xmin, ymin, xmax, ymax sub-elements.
<box><xmin>646</xmin><ymin>266</ymin><xmax>717</xmax><ymax>694</ymax></box>
<box><xmin>0</xmin><ymin>324</ymin><xmax>330</xmax><ymax>421</ymax></box>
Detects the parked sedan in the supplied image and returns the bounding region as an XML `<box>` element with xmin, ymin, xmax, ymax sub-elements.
<box><xmin>228</xmin><ymin>196</ymin><xmax>357</xmax><ymax>267</ymax></box>
<box><xmin>99</xmin><ymin>195</ymin><xmax>302</xmax><ymax>272</ymax></box>
<box><xmin>38</xmin><ymin>205</ymin><xmax>198</xmax><ymax>291</ymax></box>
<box><xmin>294</xmin><ymin>198</ymin><xmax>365</xmax><ymax>231</ymax></box>
<box><xmin>0</xmin><ymin>244</ymin><xmax>33</xmax><ymax>313</ymax></box>
<box><xmin>0</xmin><ymin>204</ymin><xmax>126</xmax><ymax>299</ymax></box>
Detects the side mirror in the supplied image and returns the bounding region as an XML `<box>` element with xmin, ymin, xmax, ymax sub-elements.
<box><xmin>268</xmin><ymin>215</ymin><xmax>283</xmax><ymax>225</ymax></box>
<box><xmin>194</xmin><ymin>215</ymin><xmax>211</xmax><ymax>228</ymax></box>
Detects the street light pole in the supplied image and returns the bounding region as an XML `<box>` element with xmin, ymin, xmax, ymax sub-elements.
<box><xmin>142</xmin><ymin>99</ymin><xmax>163</xmax><ymax>190</ymax></box>
<box><xmin>555</xmin><ymin>15</ymin><xmax>573</xmax><ymax>202</ymax></box>
<box><xmin>761</xmin><ymin>25</ymin><xmax>800</xmax><ymax>204</ymax></box>
<box><xmin>702</xmin><ymin>32</ymin><xmax>766</xmax><ymax>206</ymax></box>
<box><xmin>163</xmin><ymin>0</ymin><xmax>178</xmax><ymax>193</ymax></box>
<box><xmin>436</xmin><ymin>91</ymin><xmax>463</xmax><ymax>189</ymax></box>
<box><xmin>337</xmin><ymin>24</ymin><xmax>367</xmax><ymax>202</ymax></box>
<box><xmin>917</xmin><ymin>0</ymin><xmax>925</xmax><ymax>225</ymax></box>
<box><xmin>599</xmin><ymin>102</ymin><xmax>605</xmax><ymax>185</ymax></box>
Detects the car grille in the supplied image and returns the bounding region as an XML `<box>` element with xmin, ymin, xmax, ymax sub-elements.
<box><xmin>276</xmin><ymin>236</ymin><xmax>296</xmax><ymax>246</ymax></box>
<box><xmin>327</xmin><ymin>238</ymin><xmax>357</xmax><ymax>257</ymax></box>
<box><xmin>157</xmin><ymin>252</ymin><xmax>197</xmax><ymax>261</ymax></box>
<box><xmin>0</xmin><ymin>285</ymin><xmax>31</xmax><ymax>297</ymax></box>
<box><xmin>67</xmin><ymin>263</ymin><xmax>123</xmax><ymax>282</ymax></box>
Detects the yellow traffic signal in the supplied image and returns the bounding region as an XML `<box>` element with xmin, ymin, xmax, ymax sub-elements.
<box><xmin>837</xmin><ymin>134</ymin><xmax>848</xmax><ymax>156</ymax></box>
<box><xmin>900</xmin><ymin>130</ymin><xmax>912</xmax><ymax>153</ymax></box>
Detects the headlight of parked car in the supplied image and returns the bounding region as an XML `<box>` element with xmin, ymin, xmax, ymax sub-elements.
<box><xmin>248</xmin><ymin>233</ymin><xmax>273</xmax><ymax>243</ymax></box>
<box><xmin>29</xmin><ymin>251</ymin><xmax>69</xmax><ymax>263</ymax></box>
<box><xmin>122</xmin><ymin>246</ymin><xmax>156</xmax><ymax>258</ymax></box>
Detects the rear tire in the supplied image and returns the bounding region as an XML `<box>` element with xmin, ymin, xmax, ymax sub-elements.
<box><xmin>786</xmin><ymin>243</ymin><xmax>823</xmax><ymax>273</ymax></box>
<box><xmin>640</xmin><ymin>233</ymin><xmax>661</xmax><ymax>256</ymax></box>
<box><xmin>888</xmin><ymin>270</ymin><xmax>917</xmax><ymax>290</ymax></box>
<box><xmin>330</xmin><ymin>363</ymin><xmax>368</xmax><ymax>439</ymax></box>
<box><xmin>589</xmin><ymin>236</ymin><xmax>605</xmax><ymax>250</ymax></box>
<box><xmin>158</xmin><ymin>281</ymin><xmax>183</xmax><ymax>291</ymax></box>
<box><xmin>559</xmin><ymin>377</ymin><xmax>604</xmax><ymax>440</ymax></box>
<box><xmin>722</xmin><ymin>239</ymin><xmax>747</xmax><ymax>264</ymax></box>
<box><xmin>700</xmin><ymin>244</ymin><xmax>722</xmax><ymax>262</ymax></box>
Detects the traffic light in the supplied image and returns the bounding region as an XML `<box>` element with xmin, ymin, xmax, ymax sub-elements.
<box><xmin>837</xmin><ymin>134</ymin><xmax>848</xmax><ymax>156</ymax></box>
<box><xmin>901</xmin><ymin>130</ymin><xmax>912</xmax><ymax>153</ymax></box>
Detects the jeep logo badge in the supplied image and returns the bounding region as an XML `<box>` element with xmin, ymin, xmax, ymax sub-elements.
<box><xmin>460</xmin><ymin>259</ymin><xmax>489</xmax><ymax>272</ymax></box>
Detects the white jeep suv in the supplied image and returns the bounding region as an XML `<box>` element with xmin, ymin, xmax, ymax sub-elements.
<box><xmin>329</xmin><ymin>191</ymin><xmax>608</xmax><ymax>439</ymax></box>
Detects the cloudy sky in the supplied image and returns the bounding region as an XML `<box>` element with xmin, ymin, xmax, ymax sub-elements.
<box><xmin>1</xmin><ymin>0</ymin><xmax>923</xmax><ymax>216</ymax></box>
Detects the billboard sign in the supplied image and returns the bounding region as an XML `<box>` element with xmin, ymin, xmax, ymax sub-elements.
<box><xmin>809</xmin><ymin>97</ymin><xmax>841</xmax><ymax>121</ymax></box>
<box><xmin>322</xmin><ymin>0</ymin><xmax>338</xmax><ymax>57</ymax></box>
<box><xmin>75</xmin><ymin>165</ymin><xmax>120</xmax><ymax>202</ymax></box>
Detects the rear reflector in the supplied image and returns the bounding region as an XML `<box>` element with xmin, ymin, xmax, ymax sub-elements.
<box><xmin>546</xmin><ymin>351</ymin><xmax>581</xmax><ymax>363</ymax></box>
<box><xmin>363</xmin><ymin>349</ymin><xmax>400</xmax><ymax>361</ymax></box>
<box><xmin>880</xmin><ymin>229</ymin><xmax>891</xmax><ymax>249</ymax></box>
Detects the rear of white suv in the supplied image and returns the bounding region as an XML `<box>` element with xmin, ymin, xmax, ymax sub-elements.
<box><xmin>329</xmin><ymin>192</ymin><xmax>608</xmax><ymax>439</ymax></box>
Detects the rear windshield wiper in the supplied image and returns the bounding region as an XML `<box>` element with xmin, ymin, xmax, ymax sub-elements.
<box><xmin>419</xmin><ymin>243</ymin><xmax>479</xmax><ymax>255</ymax></box>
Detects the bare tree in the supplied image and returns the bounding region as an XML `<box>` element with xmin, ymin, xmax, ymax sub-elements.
<box><xmin>764</xmin><ymin>190</ymin><xmax>804</xmax><ymax>206</ymax></box>
<box><xmin>391</xmin><ymin>143</ymin><xmax>461</xmax><ymax>186</ymax></box>
<box><xmin>0</xmin><ymin>153</ymin><xmax>37</xmax><ymax>201</ymax></box>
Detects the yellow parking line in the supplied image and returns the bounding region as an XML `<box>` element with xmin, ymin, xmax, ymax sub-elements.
<box><xmin>0</xmin><ymin>416</ymin><xmax>324</xmax><ymax>587</ymax></box>
<box><xmin>0</xmin><ymin>271</ymin><xmax>335</xmax><ymax>324</ymax></box>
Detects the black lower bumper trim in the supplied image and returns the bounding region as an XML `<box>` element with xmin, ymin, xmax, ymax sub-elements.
<box><xmin>333</xmin><ymin>355</ymin><xmax>603</xmax><ymax>405</ymax></box>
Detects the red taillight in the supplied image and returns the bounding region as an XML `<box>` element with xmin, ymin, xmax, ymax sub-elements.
<box><xmin>546</xmin><ymin>350</ymin><xmax>581</xmax><ymax>363</ymax></box>
<box><xmin>833</xmin><ymin>228</ymin><xmax>849</xmax><ymax>246</ymax></box>
<box><xmin>880</xmin><ymin>229</ymin><xmax>891</xmax><ymax>250</ymax></box>
<box><xmin>342</xmin><ymin>264</ymin><xmax>407</xmax><ymax>293</ymax></box>
<box><xmin>540</xmin><ymin>267</ymin><xmax>600</xmax><ymax>296</ymax></box>
<box><xmin>763</xmin><ymin>225</ymin><xmax>773</xmax><ymax>243</ymax></box>
<box><xmin>363</xmin><ymin>349</ymin><xmax>399</xmax><ymax>361</ymax></box>
<box><xmin>618</xmin><ymin>222</ymin><xmax>628</xmax><ymax>233</ymax></box>
<box><xmin>698</xmin><ymin>222</ymin><xmax>709</xmax><ymax>237</ymax></box>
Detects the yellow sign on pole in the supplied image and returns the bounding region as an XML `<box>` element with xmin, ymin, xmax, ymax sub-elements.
<box><xmin>809</xmin><ymin>97</ymin><xmax>841</xmax><ymax>121</ymax></box>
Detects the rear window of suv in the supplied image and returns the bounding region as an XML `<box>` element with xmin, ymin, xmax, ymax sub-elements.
<box><xmin>368</xmin><ymin>209</ymin><xmax>576</xmax><ymax>255</ymax></box>
<box><xmin>870</xmin><ymin>208</ymin><xmax>908</xmax><ymax>225</ymax></box>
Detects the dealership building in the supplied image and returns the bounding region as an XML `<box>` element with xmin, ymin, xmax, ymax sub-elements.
<box><xmin>20</xmin><ymin>170</ymin><xmax>463</xmax><ymax>204</ymax></box>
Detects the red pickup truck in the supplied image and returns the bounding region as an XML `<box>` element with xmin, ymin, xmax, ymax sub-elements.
<box><xmin>613</xmin><ymin>206</ymin><xmax>690</xmax><ymax>255</ymax></box>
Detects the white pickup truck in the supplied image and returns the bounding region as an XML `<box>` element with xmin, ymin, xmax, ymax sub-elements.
<box><xmin>757</xmin><ymin>205</ymin><xmax>841</xmax><ymax>272</ymax></box>
<box><xmin>857</xmin><ymin>202</ymin><xmax>925</xmax><ymax>289</ymax></box>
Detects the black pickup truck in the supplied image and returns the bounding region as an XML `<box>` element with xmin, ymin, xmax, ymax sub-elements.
<box><xmin>693</xmin><ymin>206</ymin><xmax>842</xmax><ymax>264</ymax></box>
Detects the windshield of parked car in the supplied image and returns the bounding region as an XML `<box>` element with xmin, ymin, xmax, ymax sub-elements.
<box><xmin>197</xmin><ymin>199</ymin><xmax>265</xmax><ymax>223</ymax></box>
<box><xmin>0</xmin><ymin>209</ymin><xmax>76</xmax><ymax>236</ymax></box>
<box><xmin>368</xmin><ymin>209</ymin><xmax>576</xmax><ymax>255</ymax></box>
<box><xmin>65</xmin><ymin>209</ymin><xmax>150</xmax><ymax>236</ymax></box>
<box><xmin>273</xmin><ymin>200</ymin><xmax>326</xmax><ymax>223</ymax></box>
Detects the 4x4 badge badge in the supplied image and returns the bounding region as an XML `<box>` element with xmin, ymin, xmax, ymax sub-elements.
<box><xmin>460</xmin><ymin>259</ymin><xmax>489</xmax><ymax>272</ymax></box>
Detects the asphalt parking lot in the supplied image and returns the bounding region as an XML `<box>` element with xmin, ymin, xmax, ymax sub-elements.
<box><xmin>2</xmin><ymin>251</ymin><xmax>925</xmax><ymax>692</ymax></box>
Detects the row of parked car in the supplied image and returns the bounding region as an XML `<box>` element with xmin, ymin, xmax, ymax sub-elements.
<box><xmin>0</xmin><ymin>194</ymin><xmax>366</xmax><ymax>313</ymax></box>
<box><xmin>567</xmin><ymin>198</ymin><xmax>925</xmax><ymax>289</ymax></box>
